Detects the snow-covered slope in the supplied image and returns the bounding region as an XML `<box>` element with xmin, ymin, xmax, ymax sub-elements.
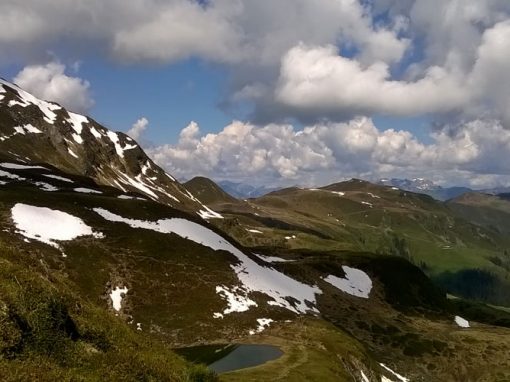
<box><xmin>0</xmin><ymin>78</ymin><xmax>220</xmax><ymax>218</ymax></box>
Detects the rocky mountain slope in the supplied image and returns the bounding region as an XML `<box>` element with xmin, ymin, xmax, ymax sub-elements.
<box><xmin>1</xmin><ymin>79</ymin><xmax>510</xmax><ymax>381</ymax></box>
<box><xmin>0</xmin><ymin>78</ymin><xmax>221</xmax><ymax>219</ymax></box>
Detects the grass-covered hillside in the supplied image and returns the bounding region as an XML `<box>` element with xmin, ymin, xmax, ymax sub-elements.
<box><xmin>0</xmin><ymin>162</ymin><xmax>507</xmax><ymax>380</ymax></box>
<box><xmin>1</xmin><ymin>80</ymin><xmax>510</xmax><ymax>381</ymax></box>
<box><xmin>0</xmin><ymin>251</ymin><xmax>217</xmax><ymax>382</ymax></box>
<box><xmin>197</xmin><ymin>179</ymin><xmax>510</xmax><ymax>308</ymax></box>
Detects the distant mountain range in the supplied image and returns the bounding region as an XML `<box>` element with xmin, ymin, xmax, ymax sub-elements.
<box><xmin>378</xmin><ymin>178</ymin><xmax>472</xmax><ymax>201</ymax></box>
<box><xmin>217</xmin><ymin>180</ymin><xmax>279</xmax><ymax>199</ymax></box>
<box><xmin>379</xmin><ymin>178</ymin><xmax>510</xmax><ymax>201</ymax></box>
<box><xmin>216</xmin><ymin>177</ymin><xmax>510</xmax><ymax>202</ymax></box>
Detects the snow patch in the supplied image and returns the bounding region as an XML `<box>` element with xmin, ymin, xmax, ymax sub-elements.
<box><xmin>117</xmin><ymin>195</ymin><xmax>133</xmax><ymax>199</ymax></box>
<box><xmin>11</xmin><ymin>124</ymin><xmax>42</xmax><ymax>135</ymax></box>
<box><xmin>35</xmin><ymin>182</ymin><xmax>59</xmax><ymax>192</ymax></box>
<box><xmin>90</xmin><ymin>127</ymin><xmax>102</xmax><ymax>139</ymax></box>
<box><xmin>107</xmin><ymin>131</ymin><xmax>125</xmax><ymax>157</ymax></box>
<box><xmin>0</xmin><ymin>169</ymin><xmax>24</xmax><ymax>180</ymax></box>
<box><xmin>323</xmin><ymin>266</ymin><xmax>372</xmax><ymax>298</ymax></box>
<box><xmin>1</xmin><ymin>163</ymin><xmax>46</xmax><ymax>170</ymax></box>
<box><xmin>115</xmin><ymin>171</ymin><xmax>159</xmax><ymax>199</ymax></box>
<box><xmin>72</xmin><ymin>133</ymin><xmax>83</xmax><ymax>144</ymax></box>
<box><xmin>74</xmin><ymin>187</ymin><xmax>102</xmax><ymax>194</ymax></box>
<box><xmin>43</xmin><ymin>174</ymin><xmax>73</xmax><ymax>183</ymax></box>
<box><xmin>249</xmin><ymin>318</ymin><xmax>274</xmax><ymax>335</ymax></box>
<box><xmin>110</xmin><ymin>286</ymin><xmax>128</xmax><ymax>311</ymax></box>
<box><xmin>198</xmin><ymin>206</ymin><xmax>224</xmax><ymax>220</ymax></box>
<box><xmin>379</xmin><ymin>363</ymin><xmax>409</xmax><ymax>382</ymax></box>
<box><xmin>256</xmin><ymin>318</ymin><xmax>273</xmax><ymax>331</ymax></box>
<box><xmin>107</xmin><ymin>131</ymin><xmax>137</xmax><ymax>158</ymax></box>
<box><xmin>216</xmin><ymin>285</ymin><xmax>257</xmax><ymax>314</ymax></box>
<box><xmin>11</xmin><ymin>203</ymin><xmax>102</xmax><ymax>252</ymax></box>
<box><xmin>255</xmin><ymin>254</ymin><xmax>295</xmax><ymax>263</ymax></box>
<box><xmin>454</xmin><ymin>316</ymin><xmax>470</xmax><ymax>328</ymax></box>
<box><xmin>66</xmin><ymin>112</ymin><xmax>88</xmax><ymax>135</ymax></box>
<box><xmin>68</xmin><ymin>148</ymin><xmax>79</xmax><ymax>158</ymax></box>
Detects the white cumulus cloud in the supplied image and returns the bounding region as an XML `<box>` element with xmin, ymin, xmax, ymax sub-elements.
<box><xmin>13</xmin><ymin>61</ymin><xmax>94</xmax><ymax>113</ymax></box>
<box><xmin>147</xmin><ymin>118</ymin><xmax>510</xmax><ymax>189</ymax></box>
<box><xmin>127</xmin><ymin>117</ymin><xmax>149</xmax><ymax>140</ymax></box>
<box><xmin>275</xmin><ymin>44</ymin><xmax>467</xmax><ymax>117</ymax></box>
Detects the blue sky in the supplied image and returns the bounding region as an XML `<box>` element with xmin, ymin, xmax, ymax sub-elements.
<box><xmin>78</xmin><ymin>58</ymin><xmax>232</xmax><ymax>143</ymax></box>
<box><xmin>2</xmin><ymin>0</ymin><xmax>510</xmax><ymax>188</ymax></box>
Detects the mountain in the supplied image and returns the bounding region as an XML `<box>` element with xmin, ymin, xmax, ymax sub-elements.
<box><xmin>209</xmin><ymin>179</ymin><xmax>510</xmax><ymax>307</ymax></box>
<box><xmin>379</xmin><ymin>178</ymin><xmax>472</xmax><ymax>201</ymax></box>
<box><xmin>217</xmin><ymin>180</ymin><xmax>278</xmax><ymax>199</ymax></box>
<box><xmin>499</xmin><ymin>193</ymin><xmax>510</xmax><ymax>201</ymax></box>
<box><xmin>447</xmin><ymin>192</ymin><xmax>510</xmax><ymax>234</ymax></box>
<box><xmin>185</xmin><ymin>176</ymin><xmax>238</xmax><ymax>205</ymax></box>
<box><xmin>0</xmin><ymin>78</ymin><xmax>222</xmax><ymax>220</ymax></box>
<box><xmin>1</xmin><ymin>79</ymin><xmax>510</xmax><ymax>381</ymax></box>
<box><xmin>480</xmin><ymin>186</ymin><xmax>510</xmax><ymax>195</ymax></box>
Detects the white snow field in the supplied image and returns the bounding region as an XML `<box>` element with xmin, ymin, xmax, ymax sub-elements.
<box><xmin>11</xmin><ymin>203</ymin><xmax>102</xmax><ymax>252</ymax></box>
<box><xmin>323</xmin><ymin>266</ymin><xmax>373</xmax><ymax>298</ymax></box>
<box><xmin>93</xmin><ymin>207</ymin><xmax>321</xmax><ymax>314</ymax></box>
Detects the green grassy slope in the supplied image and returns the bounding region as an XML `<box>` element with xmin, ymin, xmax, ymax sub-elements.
<box><xmin>184</xmin><ymin>177</ymin><xmax>239</xmax><ymax>205</ymax></box>
<box><xmin>1</xmin><ymin>168</ymin><xmax>510</xmax><ymax>380</ymax></box>
<box><xmin>207</xmin><ymin>180</ymin><xmax>510</xmax><ymax>307</ymax></box>
<box><xmin>0</xmin><ymin>243</ymin><xmax>216</xmax><ymax>382</ymax></box>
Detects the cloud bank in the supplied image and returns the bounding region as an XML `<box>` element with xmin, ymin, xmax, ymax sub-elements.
<box><xmin>148</xmin><ymin>118</ymin><xmax>510</xmax><ymax>188</ymax></box>
<box><xmin>2</xmin><ymin>0</ymin><xmax>509</xmax><ymax>123</ymax></box>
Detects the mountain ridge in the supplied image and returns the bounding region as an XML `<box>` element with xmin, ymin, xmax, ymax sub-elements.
<box><xmin>0</xmin><ymin>78</ymin><xmax>222</xmax><ymax>220</ymax></box>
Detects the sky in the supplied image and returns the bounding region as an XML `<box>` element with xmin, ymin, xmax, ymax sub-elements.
<box><xmin>1</xmin><ymin>0</ymin><xmax>510</xmax><ymax>188</ymax></box>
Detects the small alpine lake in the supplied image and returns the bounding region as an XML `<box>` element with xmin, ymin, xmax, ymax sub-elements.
<box><xmin>175</xmin><ymin>343</ymin><xmax>283</xmax><ymax>373</ymax></box>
